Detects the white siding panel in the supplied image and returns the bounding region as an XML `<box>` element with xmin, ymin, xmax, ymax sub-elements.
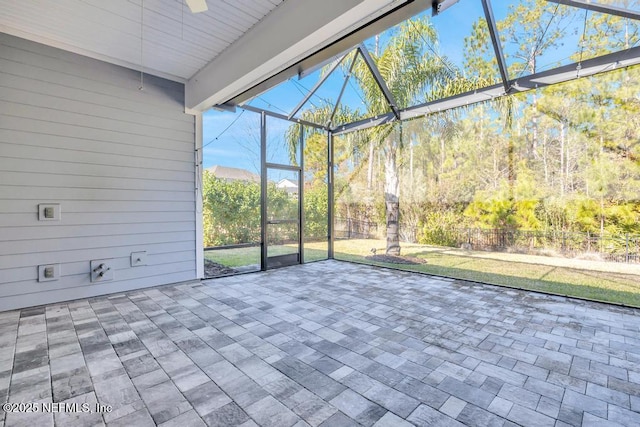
<box><xmin>0</xmin><ymin>200</ymin><xmax>194</xmax><ymax>214</ymax></box>
<box><xmin>0</xmin><ymin>129</ymin><xmax>194</xmax><ymax>163</ymax></box>
<box><xmin>2</xmin><ymin>116</ymin><xmax>190</xmax><ymax>152</ymax></box>
<box><xmin>0</xmin><ymin>241</ymin><xmax>197</xmax><ymax>270</ymax></box>
<box><xmin>1</xmin><ymin>260</ymin><xmax>196</xmax><ymax>296</ymax></box>
<box><xmin>0</xmin><ymin>171</ymin><xmax>194</xmax><ymax>192</ymax></box>
<box><xmin>0</xmin><ymin>260</ymin><xmax>195</xmax><ymax>296</ymax></box>
<box><xmin>1</xmin><ymin>250</ymin><xmax>196</xmax><ymax>285</ymax></box>
<box><xmin>0</xmin><ymin>187</ymin><xmax>194</xmax><ymax>201</ymax></box>
<box><xmin>3</xmin><ymin>261</ymin><xmax>196</xmax><ymax>293</ymax></box>
<box><xmin>0</xmin><ymin>34</ymin><xmax>197</xmax><ymax>310</ymax></box>
<box><xmin>0</xmin><ymin>211</ymin><xmax>195</xmax><ymax>227</ymax></box>
<box><xmin>0</xmin><ymin>85</ymin><xmax>194</xmax><ymax>132</ymax></box>
<box><xmin>0</xmin><ymin>39</ymin><xmax>186</xmax><ymax>105</ymax></box>
<box><xmin>0</xmin><ymin>72</ymin><xmax>189</xmax><ymax>123</ymax></box>
<box><xmin>1</xmin><ymin>100</ymin><xmax>193</xmax><ymax>143</ymax></box>
<box><xmin>1</xmin><ymin>230</ymin><xmax>192</xmax><ymax>257</ymax></box>
<box><xmin>2</xmin><ymin>222</ymin><xmax>195</xmax><ymax>242</ymax></box>
<box><xmin>0</xmin><ymin>171</ymin><xmax>193</xmax><ymax>193</ymax></box>
<box><xmin>0</xmin><ymin>166</ymin><xmax>191</xmax><ymax>188</ymax></box>
<box><xmin>0</xmin><ymin>149</ymin><xmax>193</xmax><ymax>181</ymax></box>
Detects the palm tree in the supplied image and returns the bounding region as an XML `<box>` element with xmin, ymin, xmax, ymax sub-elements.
<box><xmin>349</xmin><ymin>17</ymin><xmax>456</xmax><ymax>255</ymax></box>
<box><xmin>284</xmin><ymin>101</ymin><xmax>364</xmax><ymax>166</ymax></box>
<box><xmin>287</xmin><ymin>16</ymin><xmax>493</xmax><ymax>255</ymax></box>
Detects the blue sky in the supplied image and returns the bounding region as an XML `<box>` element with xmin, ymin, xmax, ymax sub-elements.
<box><xmin>202</xmin><ymin>0</ymin><xmax>625</xmax><ymax>171</ymax></box>
<box><xmin>202</xmin><ymin>0</ymin><xmax>486</xmax><ymax>171</ymax></box>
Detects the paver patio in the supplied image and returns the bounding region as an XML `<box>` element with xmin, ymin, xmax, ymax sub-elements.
<box><xmin>1</xmin><ymin>260</ymin><xmax>639</xmax><ymax>426</ymax></box>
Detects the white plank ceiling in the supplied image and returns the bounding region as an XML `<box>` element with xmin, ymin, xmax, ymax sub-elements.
<box><xmin>0</xmin><ymin>0</ymin><xmax>285</xmax><ymax>82</ymax></box>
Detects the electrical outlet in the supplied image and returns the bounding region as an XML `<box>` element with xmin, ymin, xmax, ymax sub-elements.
<box><xmin>38</xmin><ymin>204</ymin><xmax>61</xmax><ymax>221</ymax></box>
<box><xmin>130</xmin><ymin>251</ymin><xmax>147</xmax><ymax>267</ymax></box>
<box><xmin>38</xmin><ymin>264</ymin><xmax>60</xmax><ymax>282</ymax></box>
<box><xmin>90</xmin><ymin>259</ymin><xmax>114</xmax><ymax>282</ymax></box>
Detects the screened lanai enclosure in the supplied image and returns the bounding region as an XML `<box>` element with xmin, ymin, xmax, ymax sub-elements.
<box><xmin>202</xmin><ymin>0</ymin><xmax>640</xmax><ymax>306</ymax></box>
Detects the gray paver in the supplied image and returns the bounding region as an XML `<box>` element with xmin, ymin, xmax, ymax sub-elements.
<box><xmin>507</xmin><ymin>404</ymin><xmax>556</xmax><ymax>427</ymax></box>
<box><xmin>245</xmin><ymin>396</ymin><xmax>300</xmax><ymax>427</ymax></box>
<box><xmin>562</xmin><ymin>389</ymin><xmax>608</xmax><ymax>418</ymax></box>
<box><xmin>557</xmin><ymin>404</ymin><xmax>584</xmax><ymax>426</ymax></box>
<box><xmin>524</xmin><ymin>377</ymin><xmax>565</xmax><ymax>401</ymax></box>
<box><xmin>437</xmin><ymin>377</ymin><xmax>495</xmax><ymax>408</ymax></box>
<box><xmin>439</xmin><ymin>396</ymin><xmax>466</xmax><ymax>419</ymax></box>
<box><xmin>498</xmin><ymin>383</ymin><xmax>541</xmax><ymax>410</ymax></box>
<box><xmin>607</xmin><ymin>404</ymin><xmax>640</xmax><ymax>426</ymax></box>
<box><xmin>0</xmin><ymin>261</ymin><xmax>638</xmax><ymax>427</ymax></box>
<box><xmin>582</xmin><ymin>413</ymin><xmax>624</xmax><ymax>427</ymax></box>
<box><xmin>475</xmin><ymin>361</ymin><xmax>528</xmax><ymax>386</ymax></box>
<box><xmin>586</xmin><ymin>382</ymin><xmax>630</xmax><ymax>407</ymax></box>
<box><xmin>407</xmin><ymin>404</ymin><xmax>464</xmax><ymax>426</ymax></box>
<box><xmin>203</xmin><ymin>402</ymin><xmax>250</xmax><ymax>427</ymax></box>
<box><xmin>183</xmin><ymin>381</ymin><xmax>232</xmax><ymax>417</ymax></box>
<box><xmin>487</xmin><ymin>396</ymin><xmax>513</xmax><ymax>418</ymax></box>
<box><xmin>158</xmin><ymin>409</ymin><xmax>207</xmax><ymax>427</ymax></box>
<box><xmin>456</xmin><ymin>404</ymin><xmax>506</xmax><ymax>427</ymax></box>
<box><xmin>318</xmin><ymin>411</ymin><xmax>359</xmax><ymax>427</ymax></box>
<box><xmin>372</xmin><ymin>412</ymin><xmax>414</xmax><ymax>427</ymax></box>
<box><xmin>537</xmin><ymin>396</ymin><xmax>561</xmax><ymax>419</ymax></box>
<box><xmin>107</xmin><ymin>408</ymin><xmax>155</xmax><ymax>427</ymax></box>
<box><xmin>363</xmin><ymin>383</ymin><xmax>420</xmax><ymax>418</ymax></box>
<box><xmin>395</xmin><ymin>376</ymin><xmax>450</xmax><ymax>408</ymax></box>
<box><xmin>329</xmin><ymin>389</ymin><xmax>375</xmax><ymax>419</ymax></box>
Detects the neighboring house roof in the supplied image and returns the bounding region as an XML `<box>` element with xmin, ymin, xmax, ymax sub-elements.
<box><xmin>206</xmin><ymin>165</ymin><xmax>260</xmax><ymax>183</ymax></box>
<box><xmin>277</xmin><ymin>178</ymin><xmax>298</xmax><ymax>189</ymax></box>
<box><xmin>277</xmin><ymin>178</ymin><xmax>298</xmax><ymax>194</ymax></box>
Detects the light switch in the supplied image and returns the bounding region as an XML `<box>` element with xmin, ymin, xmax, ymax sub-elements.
<box><xmin>38</xmin><ymin>264</ymin><xmax>60</xmax><ymax>282</ymax></box>
<box><xmin>39</xmin><ymin>204</ymin><xmax>61</xmax><ymax>221</ymax></box>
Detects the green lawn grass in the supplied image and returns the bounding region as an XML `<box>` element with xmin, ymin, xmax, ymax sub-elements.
<box><xmin>204</xmin><ymin>246</ymin><xmax>261</xmax><ymax>268</ymax></box>
<box><xmin>204</xmin><ymin>243</ymin><xmax>328</xmax><ymax>267</ymax></box>
<box><xmin>333</xmin><ymin>239</ymin><xmax>640</xmax><ymax>308</ymax></box>
<box><xmin>204</xmin><ymin>239</ymin><xmax>640</xmax><ymax>307</ymax></box>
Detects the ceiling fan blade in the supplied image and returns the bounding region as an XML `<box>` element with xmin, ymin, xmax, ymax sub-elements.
<box><xmin>185</xmin><ymin>0</ymin><xmax>208</xmax><ymax>13</ymax></box>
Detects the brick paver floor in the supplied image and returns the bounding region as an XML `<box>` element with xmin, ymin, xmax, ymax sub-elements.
<box><xmin>1</xmin><ymin>260</ymin><xmax>639</xmax><ymax>426</ymax></box>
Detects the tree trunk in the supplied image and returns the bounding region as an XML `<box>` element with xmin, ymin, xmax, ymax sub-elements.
<box><xmin>492</xmin><ymin>139</ymin><xmax>499</xmax><ymax>190</ymax></box>
<box><xmin>565</xmin><ymin>123</ymin><xmax>571</xmax><ymax>192</ymax></box>
<box><xmin>530</xmin><ymin>50</ymin><xmax>538</xmax><ymax>158</ymax></box>
<box><xmin>384</xmin><ymin>139</ymin><xmax>400</xmax><ymax>256</ymax></box>
<box><xmin>532</xmin><ymin>91</ymin><xmax>538</xmax><ymax>157</ymax></box>
<box><xmin>440</xmin><ymin>136</ymin><xmax>445</xmax><ymax>176</ymax></box>
<box><xmin>543</xmin><ymin>134</ymin><xmax>549</xmax><ymax>183</ymax></box>
<box><xmin>600</xmin><ymin>195</ymin><xmax>605</xmax><ymax>253</ymax></box>
<box><xmin>560</xmin><ymin>120</ymin><xmax>565</xmax><ymax>197</ymax></box>
<box><xmin>409</xmin><ymin>139</ymin><xmax>414</xmax><ymax>183</ymax></box>
<box><xmin>367</xmin><ymin>140</ymin><xmax>374</xmax><ymax>190</ymax></box>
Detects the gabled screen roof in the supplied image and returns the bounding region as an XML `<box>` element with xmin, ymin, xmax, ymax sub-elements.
<box><xmin>221</xmin><ymin>0</ymin><xmax>640</xmax><ymax>134</ymax></box>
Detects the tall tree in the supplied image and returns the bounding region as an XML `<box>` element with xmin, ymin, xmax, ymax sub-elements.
<box><xmin>287</xmin><ymin>18</ymin><xmax>457</xmax><ymax>254</ymax></box>
<box><xmin>349</xmin><ymin>17</ymin><xmax>457</xmax><ymax>254</ymax></box>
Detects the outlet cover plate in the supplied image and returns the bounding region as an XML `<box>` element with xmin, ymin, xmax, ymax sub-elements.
<box><xmin>90</xmin><ymin>259</ymin><xmax>114</xmax><ymax>282</ymax></box>
<box><xmin>131</xmin><ymin>251</ymin><xmax>147</xmax><ymax>267</ymax></box>
<box><xmin>38</xmin><ymin>264</ymin><xmax>60</xmax><ymax>282</ymax></box>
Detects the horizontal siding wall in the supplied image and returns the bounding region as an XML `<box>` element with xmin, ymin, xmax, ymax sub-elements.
<box><xmin>0</xmin><ymin>33</ymin><xmax>197</xmax><ymax>311</ymax></box>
